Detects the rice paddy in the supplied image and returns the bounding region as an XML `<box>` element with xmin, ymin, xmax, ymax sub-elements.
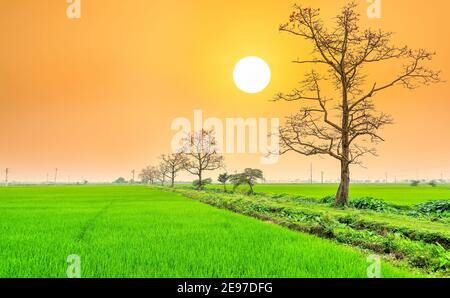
<box><xmin>0</xmin><ymin>185</ymin><xmax>417</xmax><ymax>278</ymax></box>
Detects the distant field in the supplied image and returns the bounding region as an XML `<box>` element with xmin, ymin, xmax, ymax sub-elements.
<box><xmin>209</xmin><ymin>184</ymin><xmax>450</xmax><ymax>206</ymax></box>
<box><xmin>0</xmin><ymin>185</ymin><xmax>415</xmax><ymax>278</ymax></box>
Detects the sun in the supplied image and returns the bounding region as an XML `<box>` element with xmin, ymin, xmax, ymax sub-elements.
<box><xmin>233</xmin><ymin>56</ymin><xmax>271</xmax><ymax>94</ymax></box>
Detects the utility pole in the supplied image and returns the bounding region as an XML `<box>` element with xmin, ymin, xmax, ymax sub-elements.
<box><xmin>310</xmin><ymin>163</ymin><xmax>313</xmax><ymax>184</ymax></box>
<box><xmin>131</xmin><ymin>169</ymin><xmax>135</xmax><ymax>184</ymax></box>
<box><xmin>321</xmin><ymin>171</ymin><xmax>324</xmax><ymax>184</ymax></box>
<box><xmin>385</xmin><ymin>172</ymin><xmax>388</xmax><ymax>184</ymax></box>
<box><xmin>54</xmin><ymin>168</ymin><xmax>58</xmax><ymax>185</ymax></box>
<box><xmin>5</xmin><ymin>168</ymin><xmax>9</xmax><ymax>186</ymax></box>
<box><xmin>46</xmin><ymin>173</ymin><xmax>49</xmax><ymax>185</ymax></box>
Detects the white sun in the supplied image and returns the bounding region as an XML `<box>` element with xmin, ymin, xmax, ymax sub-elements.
<box><xmin>233</xmin><ymin>56</ymin><xmax>271</xmax><ymax>94</ymax></box>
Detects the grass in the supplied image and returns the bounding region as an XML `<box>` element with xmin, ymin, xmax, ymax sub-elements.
<box><xmin>206</xmin><ymin>184</ymin><xmax>450</xmax><ymax>206</ymax></box>
<box><xmin>0</xmin><ymin>185</ymin><xmax>416</xmax><ymax>278</ymax></box>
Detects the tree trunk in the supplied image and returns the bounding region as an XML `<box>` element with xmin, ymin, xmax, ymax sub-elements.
<box><xmin>171</xmin><ymin>174</ymin><xmax>175</xmax><ymax>188</ymax></box>
<box><xmin>197</xmin><ymin>171</ymin><xmax>203</xmax><ymax>190</ymax></box>
<box><xmin>337</xmin><ymin>78</ymin><xmax>350</xmax><ymax>206</ymax></box>
<box><xmin>336</xmin><ymin>160</ymin><xmax>350</xmax><ymax>206</ymax></box>
<box><xmin>223</xmin><ymin>184</ymin><xmax>227</xmax><ymax>193</ymax></box>
<box><xmin>248</xmin><ymin>183</ymin><xmax>254</xmax><ymax>195</ymax></box>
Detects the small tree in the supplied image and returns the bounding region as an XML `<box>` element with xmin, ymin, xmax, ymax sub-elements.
<box><xmin>113</xmin><ymin>177</ymin><xmax>127</xmax><ymax>184</ymax></box>
<box><xmin>218</xmin><ymin>173</ymin><xmax>231</xmax><ymax>192</ymax></box>
<box><xmin>182</xmin><ymin>129</ymin><xmax>224</xmax><ymax>190</ymax></box>
<box><xmin>139</xmin><ymin>166</ymin><xmax>159</xmax><ymax>184</ymax></box>
<box><xmin>230</xmin><ymin>169</ymin><xmax>264</xmax><ymax>195</ymax></box>
<box><xmin>160</xmin><ymin>153</ymin><xmax>188</xmax><ymax>187</ymax></box>
<box><xmin>429</xmin><ymin>180</ymin><xmax>438</xmax><ymax>187</ymax></box>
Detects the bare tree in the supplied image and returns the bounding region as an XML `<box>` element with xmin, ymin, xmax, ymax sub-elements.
<box><xmin>139</xmin><ymin>166</ymin><xmax>159</xmax><ymax>184</ymax></box>
<box><xmin>160</xmin><ymin>153</ymin><xmax>188</xmax><ymax>187</ymax></box>
<box><xmin>155</xmin><ymin>163</ymin><xmax>170</xmax><ymax>186</ymax></box>
<box><xmin>182</xmin><ymin>129</ymin><xmax>224</xmax><ymax>190</ymax></box>
<box><xmin>275</xmin><ymin>3</ymin><xmax>441</xmax><ymax>205</ymax></box>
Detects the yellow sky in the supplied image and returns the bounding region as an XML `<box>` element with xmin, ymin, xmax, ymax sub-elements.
<box><xmin>1</xmin><ymin>0</ymin><xmax>449</xmax><ymax>182</ymax></box>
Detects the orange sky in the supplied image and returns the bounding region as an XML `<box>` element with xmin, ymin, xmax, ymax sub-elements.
<box><xmin>1</xmin><ymin>0</ymin><xmax>449</xmax><ymax>183</ymax></box>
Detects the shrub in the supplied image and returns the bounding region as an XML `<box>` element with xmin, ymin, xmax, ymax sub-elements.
<box><xmin>349</xmin><ymin>197</ymin><xmax>390</xmax><ymax>212</ymax></box>
<box><xmin>416</xmin><ymin>200</ymin><xmax>450</xmax><ymax>217</ymax></box>
<box><xmin>410</xmin><ymin>180</ymin><xmax>420</xmax><ymax>187</ymax></box>
<box><xmin>320</xmin><ymin>196</ymin><xmax>336</xmax><ymax>204</ymax></box>
<box><xmin>192</xmin><ymin>178</ymin><xmax>212</xmax><ymax>189</ymax></box>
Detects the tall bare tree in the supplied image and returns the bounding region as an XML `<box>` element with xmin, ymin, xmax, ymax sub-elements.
<box><xmin>139</xmin><ymin>166</ymin><xmax>159</xmax><ymax>184</ymax></box>
<box><xmin>160</xmin><ymin>153</ymin><xmax>188</xmax><ymax>187</ymax></box>
<box><xmin>275</xmin><ymin>3</ymin><xmax>441</xmax><ymax>205</ymax></box>
<box><xmin>182</xmin><ymin>129</ymin><xmax>224</xmax><ymax>190</ymax></box>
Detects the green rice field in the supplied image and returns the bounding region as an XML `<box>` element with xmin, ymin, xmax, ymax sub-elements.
<box><xmin>0</xmin><ymin>185</ymin><xmax>417</xmax><ymax>278</ymax></box>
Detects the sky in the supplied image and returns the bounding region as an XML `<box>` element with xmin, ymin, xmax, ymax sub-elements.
<box><xmin>0</xmin><ymin>0</ymin><xmax>449</xmax><ymax>183</ymax></box>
